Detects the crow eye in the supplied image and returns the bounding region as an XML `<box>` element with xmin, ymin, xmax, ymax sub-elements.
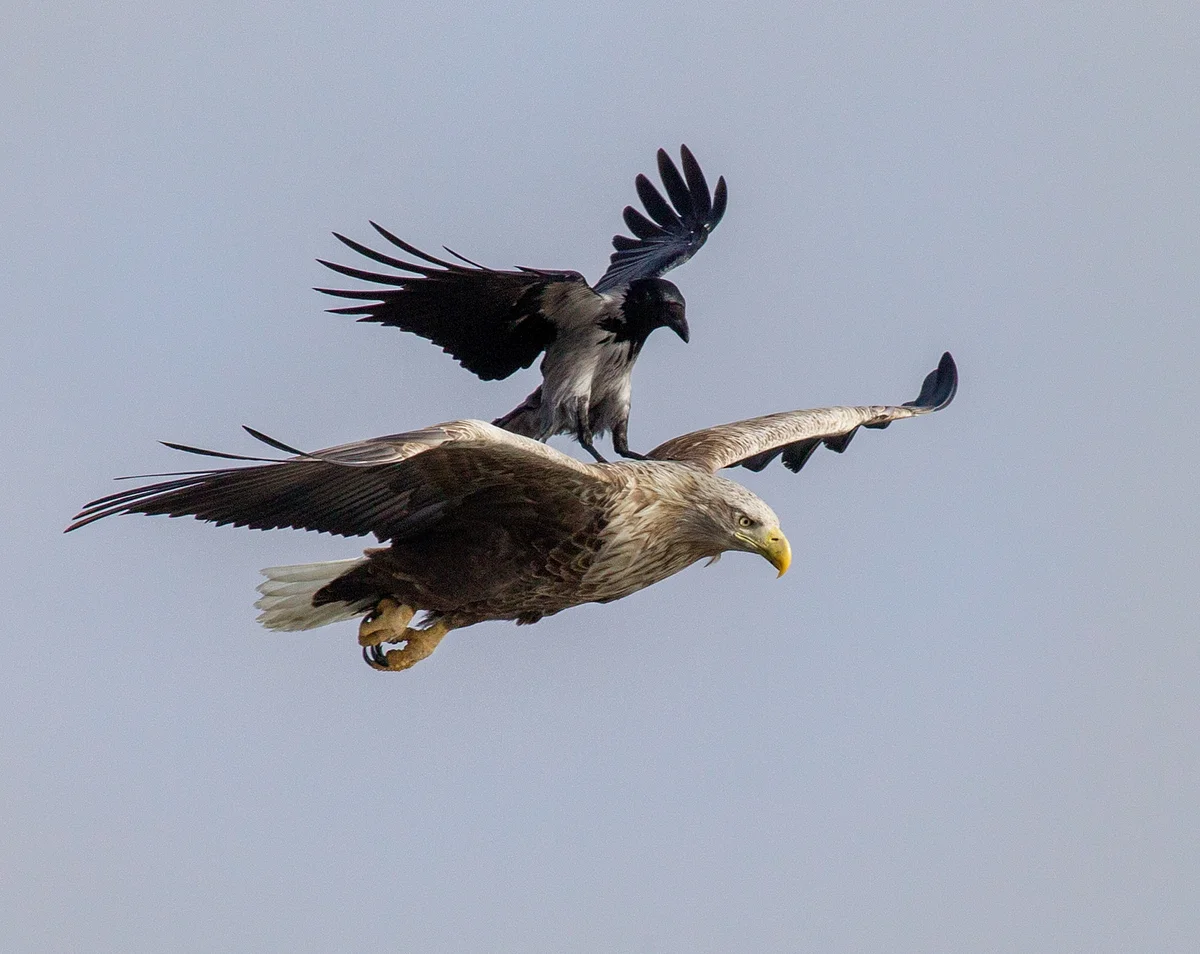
<box><xmin>738</xmin><ymin>515</ymin><xmax>754</xmax><ymax>528</ymax></box>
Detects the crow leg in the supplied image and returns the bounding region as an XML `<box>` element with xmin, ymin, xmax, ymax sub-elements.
<box><xmin>574</xmin><ymin>398</ymin><xmax>608</xmax><ymax>463</ymax></box>
<box><xmin>612</xmin><ymin>420</ymin><xmax>646</xmax><ymax>460</ymax></box>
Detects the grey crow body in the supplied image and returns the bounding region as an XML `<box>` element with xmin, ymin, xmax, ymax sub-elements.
<box><xmin>317</xmin><ymin>146</ymin><xmax>726</xmax><ymax>461</ymax></box>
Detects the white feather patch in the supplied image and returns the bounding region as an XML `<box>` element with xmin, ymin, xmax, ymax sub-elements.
<box><xmin>254</xmin><ymin>558</ymin><xmax>372</xmax><ymax>631</ymax></box>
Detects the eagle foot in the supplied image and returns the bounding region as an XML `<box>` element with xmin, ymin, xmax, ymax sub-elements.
<box><xmin>361</xmin><ymin>619</ymin><xmax>451</xmax><ymax>672</ymax></box>
<box><xmin>358</xmin><ymin>598</ymin><xmax>416</xmax><ymax>647</ymax></box>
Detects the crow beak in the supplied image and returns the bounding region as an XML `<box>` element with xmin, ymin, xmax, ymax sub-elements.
<box><xmin>669</xmin><ymin>310</ymin><xmax>690</xmax><ymax>343</ymax></box>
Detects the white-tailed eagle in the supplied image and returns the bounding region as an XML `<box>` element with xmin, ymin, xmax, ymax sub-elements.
<box><xmin>316</xmin><ymin>146</ymin><xmax>726</xmax><ymax>462</ymax></box>
<box><xmin>67</xmin><ymin>354</ymin><xmax>956</xmax><ymax>672</ymax></box>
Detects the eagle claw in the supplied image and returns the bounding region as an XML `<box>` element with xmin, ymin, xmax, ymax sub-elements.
<box><xmin>358</xmin><ymin>598</ymin><xmax>416</xmax><ymax>646</ymax></box>
<box><xmin>360</xmin><ymin>617</ymin><xmax>453</xmax><ymax>671</ymax></box>
<box><xmin>363</xmin><ymin>645</ymin><xmax>390</xmax><ymax>670</ymax></box>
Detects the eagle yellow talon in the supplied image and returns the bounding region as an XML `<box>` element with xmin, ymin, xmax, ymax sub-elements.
<box><xmin>358</xmin><ymin>598</ymin><xmax>416</xmax><ymax>647</ymax></box>
<box><xmin>362</xmin><ymin>619</ymin><xmax>452</xmax><ymax>672</ymax></box>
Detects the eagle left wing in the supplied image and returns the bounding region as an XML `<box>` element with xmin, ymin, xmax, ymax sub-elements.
<box><xmin>65</xmin><ymin>421</ymin><xmax>599</xmax><ymax>540</ymax></box>
<box><xmin>647</xmin><ymin>353</ymin><xmax>957</xmax><ymax>475</ymax></box>
<box><xmin>594</xmin><ymin>145</ymin><xmax>728</xmax><ymax>293</ymax></box>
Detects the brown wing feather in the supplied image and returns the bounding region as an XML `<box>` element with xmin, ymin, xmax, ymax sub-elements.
<box><xmin>339</xmin><ymin>475</ymin><xmax>609</xmax><ymax>618</ymax></box>
<box><xmin>647</xmin><ymin>353</ymin><xmax>957</xmax><ymax>474</ymax></box>
<box><xmin>66</xmin><ymin>421</ymin><xmax>602</xmax><ymax>539</ymax></box>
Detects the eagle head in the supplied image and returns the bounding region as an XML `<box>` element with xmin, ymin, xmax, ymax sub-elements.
<box><xmin>676</xmin><ymin>477</ymin><xmax>791</xmax><ymax>577</ymax></box>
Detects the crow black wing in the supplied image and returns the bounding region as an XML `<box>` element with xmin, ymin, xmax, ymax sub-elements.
<box><xmin>317</xmin><ymin>224</ymin><xmax>596</xmax><ymax>381</ymax></box>
<box><xmin>594</xmin><ymin>145</ymin><xmax>728</xmax><ymax>293</ymax></box>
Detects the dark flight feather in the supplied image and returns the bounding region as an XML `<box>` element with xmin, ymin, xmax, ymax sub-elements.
<box><xmin>595</xmin><ymin>145</ymin><xmax>727</xmax><ymax>293</ymax></box>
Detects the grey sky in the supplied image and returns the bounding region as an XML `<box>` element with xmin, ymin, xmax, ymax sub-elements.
<box><xmin>4</xmin><ymin>2</ymin><xmax>1198</xmax><ymax>952</ymax></box>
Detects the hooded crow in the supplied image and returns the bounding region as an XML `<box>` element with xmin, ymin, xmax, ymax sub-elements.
<box><xmin>316</xmin><ymin>146</ymin><xmax>726</xmax><ymax>461</ymax></box>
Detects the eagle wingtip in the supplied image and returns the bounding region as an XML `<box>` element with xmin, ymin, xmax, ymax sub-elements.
<box><xmin>905</xmin><ymin>352</ymin><xmax>958</xmax><ymax>412</ymax></box>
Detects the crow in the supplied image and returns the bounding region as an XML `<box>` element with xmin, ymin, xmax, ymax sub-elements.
<box><xmin>316</xmin><ymin>145</ymin><xmax>726</xmax><ymax>461</ymax></box>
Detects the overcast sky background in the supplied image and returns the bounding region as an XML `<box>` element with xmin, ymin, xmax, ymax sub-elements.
<box><xmin>4</xmin><ymin>2</ymin><xmax>1198</xmax><ymax>952</ymax></box>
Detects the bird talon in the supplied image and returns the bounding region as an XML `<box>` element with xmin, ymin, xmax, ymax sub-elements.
<box><xmin>360</xmin><ymin>639</ymin><xmax>417</xmax><ymax>672</ymax></box>
<box><xmin>359</xmin><ymin>619</ymin><xmax>451</xmax><ymax>672</ymax></box>
<box><xmin>358</xmin><ymin>598</ymin><xmax>416</xmax><ymax>646</ymax></box>
<box><xmin>363</xmin><ymin>645</ymin><xmax>389</xmax><ymax>670</ymax></box>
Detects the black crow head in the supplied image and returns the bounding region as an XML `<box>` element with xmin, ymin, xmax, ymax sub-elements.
<box><xmin>622</xmin><ymin>277</ymin><xmax>689</xmax><ymax>344</ymax></box>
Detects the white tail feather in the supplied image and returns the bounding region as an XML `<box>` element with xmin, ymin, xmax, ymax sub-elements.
<box><xmin>255</xmin><ymin>558</ymin><xmax>373</xmax><ymax>631</ymax></box>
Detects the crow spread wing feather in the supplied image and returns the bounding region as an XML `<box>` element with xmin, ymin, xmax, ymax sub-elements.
<box><xmin>594</xmin><ymin>145</ymin><xmax>728</xmax><ymax>293</ymax></box>
<box><xmin>316</xmin><ymin>223</ymin><xmax>592</xmax><ymax>381</ymax></box>
<box><xmin>647</xmin><ymin>353</ymin><xmax>958</xmax><ymax>475</ymax></box>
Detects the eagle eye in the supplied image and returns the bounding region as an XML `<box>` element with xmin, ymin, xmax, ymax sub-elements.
<box><xmin>737</xmin><ymin>515</ymin><xmax>755</xmax><ymax>528</ymax></box>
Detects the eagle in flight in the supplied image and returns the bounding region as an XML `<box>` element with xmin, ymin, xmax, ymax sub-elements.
<box><xmin>67</xmin><ymin>354</ymin><xmax>957</xmax><ymax>672</ymax></box>
<box><xmin>316</xmin><ymin>145</ymin><xmax>726</xmax><ymax>462</ymax></box>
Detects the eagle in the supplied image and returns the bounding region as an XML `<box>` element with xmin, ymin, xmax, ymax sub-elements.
<box><xmin>316</xmin><ymin>145</ymin><xmax>726</xmax><ymax>462</ymax></box>
<box><xmin>66</xmin><ymin>353</ymin><xmax>956</xmax><ymax>672</ymax></box>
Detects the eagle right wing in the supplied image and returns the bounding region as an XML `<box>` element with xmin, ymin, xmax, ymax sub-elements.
<box><xmin>316</xmin><ymin>224</ymin><xmax>597</xmax><ymax>381</ymax></box>
<box><xmin>647</xmin><ymin>353</ymin><xmax>957</xmax><ymax>475</ymax></box>
<box><xmin>65</xmin><ymin>421</ymin><xmax>601</xmax><ymax>541</ymax></box>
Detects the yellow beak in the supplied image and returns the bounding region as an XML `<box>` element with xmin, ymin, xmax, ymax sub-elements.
<box><xmin>760</xmin><ymin>528</ymin><xmax>791</xmax><ymax>577</ymax></box>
